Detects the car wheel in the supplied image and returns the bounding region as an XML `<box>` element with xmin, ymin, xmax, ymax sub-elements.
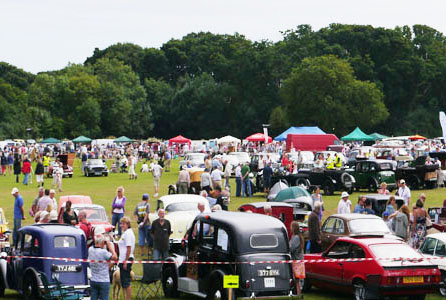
<box><xmin>0</xmin><ymin>269</ymin><xmax>5</xmax><ymax>297</ymax></box>
<box><xmin>85</xmin><ymin>171</ymin><xmax>89</xmax><ymax>177</ymax></box>
<box><xmin>323</xmin><ymin>180</ymin><xmax>334</xmax><ymax>195</ymax></box>
<box><xmin>353</xmin><ymin>281</ymin><xmax>368</xmax><ymax>300</ymax></box>
<box><xmin>440</xmin><ymin>271</ymin><xmax>446</xmax><ymax>296</ymax></box>
<box><xmin>68</xmin><ymin>174</ymin><xmax>72</xmax><ymax>178</ymax></box>
<box><xmin>207</xmin><ymin>277</ymin><xmax>228</xmax><ymax>300</ymax></box>
<box><xmin>408</xmin><ymin>295</ymin><xmax>426</xmax><ymax>300</ymax></box>
<box><xmin>407</xmin><ymin>175</ymin><xmax>420</xmax><ymax>190</ymax></box>
<box><xmin>296</xmin><ymin>178</ymin><xmax>310</xmax><ymax>189</ymax></box>
<box><xmin>104</xmin><ymin>173</ymin><xmax>108</xmax><ymax>177</ymax></box>
<box><xmin>302</xmin><ymin>277</ymin><xmax>312</xmax><ymax>292</ymax></box>
<box><xmin>168</xmin><ymin>185</ymin><xmax>176</xmax><ymax>195</ymax></box>
<box><xmin>367</xmin><ymin>179</ymin><xmax>377</xmax><ymax>193</ymax></box>
<box><xmin>23</xmin><ymin>274</ymin><xmax>40</xmax><ymax>300</ymax></box>
<box><xmin>162</xmin><ymin>265</ymin><xmax>179</xmax><ymax>298</ymax></box>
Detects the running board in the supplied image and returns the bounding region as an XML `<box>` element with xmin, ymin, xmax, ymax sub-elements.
<box><xmin>177</xmin><ymin>288</ymin><xmax>207</xmax><ymax>298</ymax></box>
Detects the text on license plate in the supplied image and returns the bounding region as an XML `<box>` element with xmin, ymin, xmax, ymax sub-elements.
<box><xmin>264</xmin><ymin>277</ymin><xmax>275</xmax><ymax>288</ymax></box>
<box><xmin>54</xmin><ymin>265</ymin><xmax>78</xmax><ymax>272</ymax></box>
<box><xmin>403</xmin><ymin>276</ymin><xmax>424</xmax><ymax>284</ymax></box>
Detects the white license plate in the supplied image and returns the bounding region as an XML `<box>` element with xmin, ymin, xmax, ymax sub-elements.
<box><xmin>95</xmin><ymin>172</ymin><xmax>102</xmax><ymax>175</ymax></box>
<box><xmin>264</xmin><ymin>277</ymin><xmax>275</xmax><ymax>288</ymax></box>
<box><xmin>54</xmin><ymin>265</ymin><xmax>77</xmax><ymax>272</ymax></box>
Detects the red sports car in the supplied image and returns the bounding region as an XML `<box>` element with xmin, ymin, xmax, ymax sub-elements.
<box><xmin>304</xmin><ymin>237</ymin><xmax>441</xmax><ymax>300</ymax></box>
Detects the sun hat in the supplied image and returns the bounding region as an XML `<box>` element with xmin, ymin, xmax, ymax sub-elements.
<box><xmin>11</xmin><ymin>187</ymin><xmax>19</xmax><ymax>195</ymax></box>
<box><xmin>341</xmin><ymin>191</ymin><xmax>349</xmax><ymax>198</ymax></box>
<box><xmin>400</xmin><ymin>179</ymin><xmax>405</xmax><ymax>184</ymax></box>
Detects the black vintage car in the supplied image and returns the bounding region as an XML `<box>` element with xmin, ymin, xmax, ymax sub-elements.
<box><xmin>84</xmin><ymin>159</ymin><xmax>109</xmax><ymax>177</ymax></box>
<box><xmin>359</xmin><ymin>194</ymin><xmax>404</xmax><ymax>217</ymax></box>
<box><xmin>162</xmin><ymin>211</ymin><xmax>295</xmax><ymax>299</ymax></box>
<box><xmin>395</xmin><ymin>156</ymin><xmax>439</xmax><ymax>189</ymax></box>
<box><xmin>260</xmin><ymin>169</ymin><xmax>355</xmax><ymax>195</ymax></box>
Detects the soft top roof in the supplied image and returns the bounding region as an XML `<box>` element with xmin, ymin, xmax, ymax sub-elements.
<box><xmin>21</xmin><ymin>223</ymin><xmax>84</xmax><ymax>236</ymax></box>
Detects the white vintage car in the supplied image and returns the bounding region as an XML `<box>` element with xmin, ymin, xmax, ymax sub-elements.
<box><xmin>419</xmin><ymin>232</ymin><xmax>446</xmax><ymax>296</ymax></box>
<box><xmin>149</xmin><ymin>194</ymin><xmax>210</xmax><ymax>245</ymax></box>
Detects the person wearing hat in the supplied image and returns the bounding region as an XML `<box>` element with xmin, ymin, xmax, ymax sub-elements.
<box><xmin>177</xmin><ymin>165</ymin><xmax>190</xmax><ymax>194</ymax></box>
<box><xmin>133</xmin><ymin>193</ymin><xmax>152</xmax><ymax>257</ymax></box>
<box><xmin>49</xmin><ymin>210</ymin><xmax>59</xmax><ymax>223</ymax></box>
<box><xmin>12</xmin><ymin>187</ymin><xmax>25</xmax><ymax>243</ymax></box>
<box><xmin>337</xmin><ymin>191</ymin><xmax>352</xmax><ymax>214</ymax></box>
<box><xmin>397</xmin><ymin>179</ymin><xmax>411</xmax><ymax>207</ymax></box>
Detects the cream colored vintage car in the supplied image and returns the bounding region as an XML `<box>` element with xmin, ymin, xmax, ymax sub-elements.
<box><xmin>150</xmin><ymin>194</ymin><xmax>210</xmax><ymax>245</ymax></box>
<box><xmin>0</xmin><ymin>208</ymin><xmax>10</xmax><ymax>250</ymax></box>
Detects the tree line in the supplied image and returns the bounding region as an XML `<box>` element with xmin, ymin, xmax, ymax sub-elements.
<box><xmin>1</xmin><ymin>24</ymin><xmax>446</xmax><ymax>140</ymax></box>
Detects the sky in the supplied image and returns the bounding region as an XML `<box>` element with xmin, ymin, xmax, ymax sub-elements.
<box><xmin>1</xmin><ymin>0</ymin><xmax>446</xmax><ymax>74</ymax></box>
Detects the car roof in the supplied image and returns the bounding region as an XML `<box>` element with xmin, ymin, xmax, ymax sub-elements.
<box><xmin>71</xmin><ymin>204</ymin><xmax>105</xmax><ymax>209</ymax></box>
<box><xmin>159</xmin><ymin>194</ymin><xmax>210</xmax><ymax>207</ymax></box>
<box><xmin>200</xmin><ymin>211</ymin><xmax>286</xmax><ymax>232</ymax></box>
<box><xmin>338</xmin><ymin>236</ymin><xmax>406</xmax><ymax>246</ymax></box>
<box><xmin>240</xmin><ymin>202</ymin><xmax>293</xmax><ymax>208</ymax></box>
<box><xmin>426</xmin><ymin>232</ymin><xmax>446</xmax><ymax>243</ymax></box>
<box><xmin>357</xmin><ymin>159</ymin><xmax>393</xmax><ymax>164</ymax></box>
<box><xmin>361</xmin><ymin>194</ymin><xmax>404</xmax><ymax>201</ymax></box>
<box><xmin>21</xmin><ymin>224</ymin><xmax>84</xmax><ymax>236</ymax></box>
<box><xmin>329</xmin><ymin>213</ymin><xmax>382</xmax><ymax>221</ymax></box>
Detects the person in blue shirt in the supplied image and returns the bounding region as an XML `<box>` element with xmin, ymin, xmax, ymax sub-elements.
<box><xmin>353</xmin><ymin>196</ymin><xmax>365</xmax><ymax>213</ymax></box>
<box><xmin>262</xmin><ymin>162</ymin><xmax>273</xmax><ymax>194</ymax></box>
<box><xmin>12</xmin><ymin>187</ymin><xmax>25</xmax><ymax>244</ymax></box>
<box><xmin>362</xmin><ymin>199</ymin><xmax>375</xmax><ymax>215</ymax></box>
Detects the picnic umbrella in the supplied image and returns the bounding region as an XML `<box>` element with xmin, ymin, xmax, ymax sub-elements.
<box><xmin>273</xmin><ymin>186</ymin><xmax>311</xmax><ymax>202</ymax></box>
<box><xmin>409</xmin><ymin>134</ymin><xmax>427</xmax><ymax>141</ymax></box>
<box><xmin>245</xmin><ymin>133</ymin><xmax>273</xmax><ymax>143</ymax></box>
<box><xmin>72</xmin><ymin>136</ymin><xmax>92</xmax><ymax>143</ymax></box>
<box><xmin>114</xmin><ymin>136</ymin><xmax>134</xmax><ymax>143</ymax></box>
<box><xmin>41</xmin><ymin>137</ymin><xmax>61</xmax><ymax>144</ymax></box>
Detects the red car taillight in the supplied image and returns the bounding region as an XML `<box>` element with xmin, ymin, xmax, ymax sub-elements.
<box><xmin>245</xmin><ymin>280</ymin><xmax>251</xmax><ymax>289</ymax></box>
<box><xmin>426</xmin><ymin>275</ymin><xmax>441</xmax><ymax>283</ymax></box>
<box><xmin>382</xmin><ymin>276</ymin><xmax>402</xmax><ymax>285</ymax></box>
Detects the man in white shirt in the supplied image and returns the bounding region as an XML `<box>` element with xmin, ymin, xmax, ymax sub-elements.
<box><xmin>211</xmin><ymin>166</ymin><xmax>224</xmax><ymax>189</ymax></box>
<box><xmin>235</xmin><ymin>164</ymin><xmax>242</xmax><ymax>197</ymax></box>
<box><xmin>397</xmin><ymin>179</ymin><xmax>411</xmax><ymax>207</ymax></box>
<box><xmin>337</xmin><ymin>191</ymin><xmax>352</xmax><ymax>214</ymax></box>
<box><xmin>150</xmin><ymin>161</ymin><xmax>163</xmax><ymax>197</ymax></box>
<box><xmin>200</xmin><ymin>168</ymin><xmax>213</xmax><ymax>193</ymax></box>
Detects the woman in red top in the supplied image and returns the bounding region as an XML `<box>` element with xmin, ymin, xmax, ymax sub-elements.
<box><xmin>22</xmin><ymin>156</ymin><xmax>32</xmax><ymax>185</ymax></box>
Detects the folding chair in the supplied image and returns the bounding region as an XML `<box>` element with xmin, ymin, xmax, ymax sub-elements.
<box><xmin>136</xmin><ymin>262</ymin><xmax>163</xmax><ymax>300</ymax></box>
<box><xmin>38</xmin><ymin>272</ymin><xmax>82</xmax><ymax>300</ymax></box>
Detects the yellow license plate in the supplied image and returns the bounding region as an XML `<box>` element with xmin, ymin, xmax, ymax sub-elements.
<box><xmin>403</xmin><ymin>276</ymin><xmax>424</xmax><ymax>284</ymax></box>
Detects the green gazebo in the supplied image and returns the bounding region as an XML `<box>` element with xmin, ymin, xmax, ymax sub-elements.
<box><xmin>341</xmin><ymin>127</ymin><xmax>375</xmax><ymax>142</ymax></box>
<box><xmin>72</xmin><ymin>136</ymin><xmax>92</xmax><ymax>143</ymax></box>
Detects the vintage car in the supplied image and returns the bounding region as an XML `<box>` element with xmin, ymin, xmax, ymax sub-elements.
<box><xmin>347</xmin><ymin>159</ymin><xmax>397</xmax><ymax>192</ymax></box>
<box><xmin>58</xmin><ymin>195</ymin><xmax>92</xmax><ymax>211</ymax></box>
<box><xmin>0</xmin><ymin>224</ymin><xmax>89</xmax><ymax>299</ymax></box>
<box><xmin>359</xmin><ymin>194</ymin><xmax>404</xmax><ymax>217</ymax></box>
<box><xmin>0</xmin><ymin>208</ymin><xmax>10</xmax><ymax>251</ymax></box>
<box><xmin>57</xmin><ymin>203</ymin><xmax>113</xmax><ymax>233</ymax></box>
<box><xmin>304</xmin><ymin>237</ymin><xmax>441</xmax><ymax>299</ymax></box>
<box><xmin>395</xmin><ymin>156</ymin><xmax>439</xmax><ymax>189</ymax></box>
<box><xmin>162</xmin><ymin>211</ymin><xmax>295</xmax><ymax>299</ymax></box>
<box><xmin>179</xmin><ymin>153</ymin><xmax>206</xmax><ymax>170</ymax></box>
<box><xmin>83</xmin><ymin>158</ymin><xmax>109</xmax><ymax>177</ymax></box>
<box><xmin>238</xmin><ymin>202</ymin><xmax>295</xmax><ymax>239</ymax></box>
<box><xmin>419</xmin><ymin>232</ymin><xmax>446</xmax><ymax>296</ymax></box>
<box><xmin>320</xmin><ymin>214</ymin><xmax>397</xmax><ymax>251</ymax></box>
<box><xmin>250</xmin><ymin>153</ymin><xmax>281</xmax><ymax>172</ymax></box>
<box><xmin>228</xmin><ymin>151</ymin><xmax>250</xmax><ymax>165</ymax></box>
<box><xmin>150</xmin><ymin>194</ymin><xmax>210</xmax><ymax>247</ymax></box>
<box><xmin>314</xmin><ymin>151</ymin><xmax>347</xmax><ymax>165</ymax></box>
<box><xmin>47</xmin><ymin>154</ymin><xmax>75</xmax><ymax>178</ymax></box>
<box><xmin>270</xmin><ymin>186</ymin><xmax>314</xmax><ymax>221</ymax></box>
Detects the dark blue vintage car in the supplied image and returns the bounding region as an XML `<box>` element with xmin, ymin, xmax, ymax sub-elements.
<box><xmin>0</xmin><ymin>224</ymin><xmax>89</xmax><ymax>299</ymax></box>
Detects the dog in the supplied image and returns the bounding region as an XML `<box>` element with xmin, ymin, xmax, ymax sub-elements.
<box><xmin>112</xmin><ymin>268</ymin><xmax>136</xmax><ymax>300</ymax></box>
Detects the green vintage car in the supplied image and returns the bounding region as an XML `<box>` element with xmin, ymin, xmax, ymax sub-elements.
<box><xmin>347</xmin><ymin>159</ymin><xmax>396</xmax><ymax>192</ymax></box>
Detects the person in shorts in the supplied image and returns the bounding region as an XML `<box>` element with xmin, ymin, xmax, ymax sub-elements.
<box><xmin>118</xmin><ymin>216</ymin><xmax>135</xmax><ymax>300</ymax></box>
<box><xmin>133</xmin><ymin>193</ymin><xmax>152</xmax><ymax>257</ymax></box>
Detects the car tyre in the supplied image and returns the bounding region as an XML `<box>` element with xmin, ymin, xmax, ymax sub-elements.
<box><xmin>323</xmin><ymin>180</ymin><xmax>334</xmax><ymax>195</ymax></box>
<box><xmin>0</xmin><ymin>269</ymin><xmax>5</xmax><ymax>297</ymax></box>
<box><xmin>23</xmin><ymin>274</ymin><xmax>40</xmax><ymax>300</ymax></box>
<box><xmin>407</xmin><ymin>175</ymin><xmax>420</xmax><ymax>190</ymax></box>
<box><xmin>69</xmin><ymin>174</ymin><xmax>72</xmax><ymax>178</ymax></box>
<box><xmin>207</xmin><ymin>277</ymin><xmax>228</xmax><ymax>300</ymax></box>
<box><xmin>408</xmin><ymin>295</ymin><xmax>426</xmax><ymax>300</ymax></box>
<box><xmin>353</xmin><ymin>280</ymin><xmax>368</xmax><ymax>300</ymax></box>
<box><xmin>440</xmin><ymin>271</ymin><xmax>446</xmax><ymax>296</ymax></box>
<box><xmin>162</xmin><ymin>265</ymin><xmax>179</xmax><ymax>298</ymax></box>
<box><xmin>367</xmin><ymin>179</ymin><xmax>378</xmax><ymax>193</ymax></box>
<box><xmin>296</xmin><ymin>178</ymin><xmax>310</xmax><ymax>189</ymax></box>
<box><xmin>302</xmin><ymin>277</ymin><xmax>311</xmax><ymax>292</ymax></box>
<box><xmin>85</xmin><ymin>171</ymin><xmax>89</xmax><ymax>177</ymax></box>
<box><xmin>104</xmin><ymin>172</ymin><xmax>108</xmax><ymax>177</ymax></box>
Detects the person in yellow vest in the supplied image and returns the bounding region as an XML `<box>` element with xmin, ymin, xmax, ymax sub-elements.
<box><xmin>335</xmin><ymin>153</ymin><xmax>342</xmax><ymax>169</ymax></box>
<box><xmin>42</xmin><ymin>155</ymin><xmax>50</xmax><ymax>174</ymax></box>
<box><xmin>326</xmin><ymin>154</ymin><xmax>334</xmax><ymax>170</ymax></box>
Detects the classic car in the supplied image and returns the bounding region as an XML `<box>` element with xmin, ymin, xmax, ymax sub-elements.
<box><xmin>419</xmin><ymin>232</ymin><xmax>446</xmax><ymax>296</ymax></box>
<box><xmin>270</xmin><ymin>186</ymin><xmax>313</xmax><ymax>224</ymax></box>
<box><xmin>359</xmin><ymin>194</ymin><xmax>404</xmax><ymax>217</ymax></box>
<box><xmin>162</xmin><ymin>211</ymin><xmax>295</xmax><ymax>299</ymax></box>
<box><xmin>238</xmin><ymin>202</ymin><xmax>296</xmax><ymax>239</ymax></box>
<box><xmin>150</xmin><ymin>194</ymin><xmax>210</xmax><ymax>247</ymax></box>
<box><xmin>57</xmin><ymin>203</ymin><xmax>113</xmax><ymax>233</ymax></box>
<box><xmin>304</xmin><ymin>237</ymin><xmax>441</xmax><ymax>299</ymax></box>
<box><xmin>83</xmin><ymin>158</ymin><xmax>109</xmax><ymax>177</ymax></box>
<box><xmin>320</xmin><ymin>214</ymin><xmax>398</xmax><ymax>251</ymax></box>
<box><xmin>0</xmin><ymin>208</ymin><xmax>10</xmax><ymax>251</ymax></box>
<box><xmin>0</xmin><ymin>224</ymin><xmax>89</xmax><ymax>299</ymax></box>
<box><xmin>347</xmin><ymin>159</ymin><xmax>397</xmax><ymax>192</ymax></box>
<box><xmin>313</xmin><ymin>151</ymin><xmax>347</xmax><ymax>165</ymax></box>
<box><xmin>179</xmin><ymin>153</ymin><xmax>206</xmax><ymax>170</ymax></box>
<box><xmin>396</xmin><ymin>156</ymin><xmax>439</xmax><ymax>189</ymax></box>
<box><xmin>47</xmin><ymin>154</ymin><xmax>75</xmax><ymax>178</ymax></box>
<box><xmin>228</xmin><ymin>151</ymin><xmax>251</xmax><ymax>165</ymax></box>
<box><xmin>250</xmin><ymin>153</ymin><xmax>281</xmax><ymax>172</ymax></box>
<box><xmin>58</xmin><ymin>195</ymin><xmax>92</xmax><ymax>212</ymax></box>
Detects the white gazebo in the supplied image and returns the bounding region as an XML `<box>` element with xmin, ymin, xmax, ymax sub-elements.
<box><xmin>217</xmin><ymin>135</ymin><xmax>241</xmax><ymax>145</ymax></box>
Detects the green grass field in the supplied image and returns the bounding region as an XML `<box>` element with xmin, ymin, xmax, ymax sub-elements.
<box><xmin>0</xmin><ymin>157</ymin><xmax>445</xmax><ymax>299</ymax></box>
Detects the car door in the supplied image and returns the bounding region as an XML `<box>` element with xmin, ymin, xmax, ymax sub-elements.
<box><xmin>321</xmin><ymin>217</ymin><xmax>336</xmax><ymax>250</ymax></box>
<box><xmin>341</xmin><ymin>243</ymin><xmax>372</xmax><ymax>292</ymax></box>
<box><xmin>354</xmin><ymin>163</ymin><xmax>365</xmax><ymax>188</ymax></box>
<box><xmin>312</xmin><ymin>241</ymin><xmax>350</xmax><ymax>289</ymax></box>
<box><xmin>435</xmin><ymin>239</ymin><xmax>446</xmax><ymax>257</ymax></box>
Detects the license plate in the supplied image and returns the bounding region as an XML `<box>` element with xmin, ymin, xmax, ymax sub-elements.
<box><xmin>258</xmin><ymin>269</ymin><xmax>280</xmax><ymax>276</ymax></box>
<box><xmin>403</xmin><ymin>276</ymin><xmax>424</xmax><ymax>284</ymax></box>
<box><xmin>264</xmin><ymin>277</ymin><xmax>275</xmax><ymax>288</ymax></box>
<box><xmin>95</xmin><ymin>172</ymin><xmax>102</xmax><ymax>175</ymax></box>
<box><xmin>54</xmin><ymin>265</ymin><xmax>78</xmax><ymax>272</ymax></box>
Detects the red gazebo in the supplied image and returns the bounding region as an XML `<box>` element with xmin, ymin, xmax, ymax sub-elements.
<box><xmin>245</xmin><ymin>133</ymin><xmax>272</xmax><ymax>143</ymax></box>
<box><xmin>168</xmin><ymin>135</ymin><xmax>191</xmax><ymax>145</ymax></box>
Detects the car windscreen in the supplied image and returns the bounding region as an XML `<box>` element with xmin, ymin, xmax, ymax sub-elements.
<box><xmin>250</xmin><ymin>234</ymin><xmax>278</xmax><ymax>249</ymax></box>
<box><xmin>88</xmin><ymin>159</ymin><xmax>103</xmax><ymax>165</ymax></box>
<box><xmin>370</xmin><ymin>244</ymin><xmax>423</xmax><ymax>259</ymax></box>
<box><xmin>348</xmin><ymin>218</ymin><xmax>390</xmax><ymax>234</ymax></box>
<box><xmin>54</xmin><ymin>236</ymin><xmax>76</xmax><ymax>248</ymax></box>
<box><xmin>74</xmin><ymin>208</ymin><xmax>107</xmax><ymax>222</ymax></box>
<box><xmin>165</xmin><ymin>202</ymin><xmax>199</xmax><ymax>213</ymax></box>
<box><xmin>187</xmin><ymin>154</ymin><xmax>204</xmax><ymax>160</ymax></box>
<box><xmin>378</xmin><ymin>163</ymin><xmax>392</xmax><ymax>170</ymax></box>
